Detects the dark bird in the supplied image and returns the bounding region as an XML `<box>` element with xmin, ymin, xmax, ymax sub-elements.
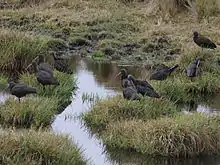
<box><xmin>150</xmin><ymin>64</ymin><xmax>179</xmax><ymax>80</ymax></box>
<box><xmin>8</xmin><ymin>80</ymin><xmax>37</xmax><ymax>102</ymax></box>
<box><xmin>193</xmin><ymin>31</ymin><xmax>217</xmax><ymax>50</ymax></box>
<box><xmin>32</xmin><ymin>61</ymin><xmax>60</xmax><ymax>89</ymax></box>
<box><xmin>128</xmin><ymin>75</ymin><xmax>160</xmax><ymax>98</ymax></box>
<box><xmin>186</xmin><ymin>58</ymin><xmax>201</xmax><ymax>78</ymax></box>
<box><xmin>114</xmin><ymin>68</ymin><xmax>136</xmax><ymax>89</ymax></box>
<box><xmin>37</xmin><ymin>55</ymin><xmax>54</xmax><ymax>76</ymax></box>
<box><xmin>52</xmin><ymin>53</ymin><xmax>73</xmax><ymax>74</ymax></box>
<box><xmin>122</xmin><ymin>79</ymin><xmax>140</xmax><ymax>101</ymax></box>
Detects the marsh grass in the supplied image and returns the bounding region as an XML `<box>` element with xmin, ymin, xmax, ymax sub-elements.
<box><xmin>0</xmin><ymin>129</ymin><xmax>86</xmax><ymax>165</ymax></box>
<box><xmin>0</xmin><ymin>97</ymin><xmax>58</xmax><ymax>128</ymax></box>
<box><xmin>152</xmin><ymin>51</ymin><xmax>220</xmax><ymax>103</ymax></box>
<box><xmin>20</xmin><ymin>71</ymin><xmax>77</xmax><ymax>108</ymax></box>
<box><xmin>101</xmin><ymin>113</ymin><xmax>220</xmax><ymax>157</ymax></box>
<box><xmin>0</xmin><ymin>70</ymin><xmax>76</xmax><ymax>128</ymax></box>
<box><xmin>82</xmin><ymin>95</ymin><xmax>178</xmax><ymax>133</ymax></box>
<box><xmin>0</xmin><ymin>29</ymin><xmax>47</xmax><ymax>71</ymax></box>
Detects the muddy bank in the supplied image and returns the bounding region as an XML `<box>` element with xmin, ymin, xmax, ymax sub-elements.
<box><xmin>0</xmin><ymin>9</ymin><xmax>181</xmax><ymax>68</ymax></box>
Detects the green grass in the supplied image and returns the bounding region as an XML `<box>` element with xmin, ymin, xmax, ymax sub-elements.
<box><xmin>0</xmin><ymin>29</ymin><xmax>48</xmax><ymax>71</ymax></box>
<box><xmin>0</xmin><ymin>75</ymin><xmax>8</xmax><ymax>91</ymax></box>
<box><xmin>0</xmin><ymin>97</ymin><xmax>59</xmax><ymax>128</ymax></box>
<box><xmin>0</xmin><ymin>71</ymin><xmax>76</xmax><ymax>128</ymax></box>
<box><xmin>0</xmin><ymin>128</ymin><xmax>87</xmax><ymax>165</ymax></box>
<box><xmin>82</xmin><ymin>95</ymin><xmax>178</xmax><ymax>133</ymax></box>
<box><xmin>101</xmin><ymin>113</ymin><xmax>220</xmax><ymax>157</ymax></box>
<box><xmin>20</xmin><ymin>71</ymin><xmax>77</xmax><ymax>110</ymax></box>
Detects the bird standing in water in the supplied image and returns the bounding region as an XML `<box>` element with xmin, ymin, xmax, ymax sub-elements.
<box><xmin>150</xmin><ymin>64</ymin><xmax>179</xmax><ymax>80</ymax></box>
<box><xmin>8</xmin><ymin>79</ymin><xmax>37</xmax><ymax>102</ymax></box>
<box><xmin>193</xmin><ymin>31</ymin><xmax>217</xmax><ymax>50</ymax></box>
<box><xmin>127</xmin><ymin>75</ymin><xmax>160</xmax><ymax>98</ymax></box>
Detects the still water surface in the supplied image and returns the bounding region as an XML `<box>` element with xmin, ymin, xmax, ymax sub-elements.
<box><xmin>1</xmin><ymin>56</ymin><xmax>220</xmax><ymax>165</ymax></box>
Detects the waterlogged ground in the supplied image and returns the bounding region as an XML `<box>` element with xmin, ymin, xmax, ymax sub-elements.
<box><xmin>50</xmin><ymin>56</ymin><xmax>220</xmax><ymax>165</ymax></box>
<box><xmin>1</xmin><ymin>56</ymin><xmax>220</xmax><ymax>164</ymax></box>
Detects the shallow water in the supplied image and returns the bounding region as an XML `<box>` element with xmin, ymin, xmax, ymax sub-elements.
<box><xmin>0</xmin><ymin>92</ymin><xmax>10</xmax><ymax>103</ymax></box>
<box><xmin>51</xmin><ymin>56</ymin><xmax>220</xmax><ymax>165</ymax></box>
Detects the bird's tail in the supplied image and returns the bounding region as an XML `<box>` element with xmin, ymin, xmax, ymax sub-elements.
<box><xmin>168</xmin><ymin>64</ymin><xmax>179</xmax><ymax>73</ymax></box>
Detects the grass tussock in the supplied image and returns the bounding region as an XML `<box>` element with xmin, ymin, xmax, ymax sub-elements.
<box><xmin>0</xmin><ymin>71</ymin><xmax>76</xmax><ymax>128</ymax></box>
<box><xmin>152</xmin><ymin>51</ymin><xmax>220</xmax><ymax>103</ymax></box>
<box><xmin>101</xmin><ymin>113</ymin><xmax>220</xmax><ymax>157</ymax></box>
<box><xmin>20</xmin><ymin>71</ymin><xmax>77</xmax><ymax>107</ymax></box>
<box><xmin>0</xmin><ymin>129</ymin><xmax>86</xmax><ymax>165</ymax></box>
<box><xmin>82</xmin><ymin>95</ymin><xmax>178</xmax><ymax>133</ymax></box>
<box><xmin>0</xmin><ymin>29</ymin><xmax>47</xmax><ymax>72</ymax></box>
<box><xmin>0</xmin><ymin>97</ymin><xmax>58</xmax><ymax>128</ymax></box>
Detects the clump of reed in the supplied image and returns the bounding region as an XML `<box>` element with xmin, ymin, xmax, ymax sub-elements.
<box><xmin>82</xmin><ymin>95</ymin><xmax>178</xmax><ymax>133</ymax></box>
<box><xmin>0</xmin><ymin>128</ymin><xmax>87</xmax><ymax>165</ymax></box>
<box><xmin>101</xmin><ymin>113</ymin><xmax>220</xmax><ymax>157</ymax></box>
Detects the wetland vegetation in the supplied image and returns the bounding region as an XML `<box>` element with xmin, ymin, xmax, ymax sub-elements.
<box><xmin>1</xmin><ymin>0</ymin><xmax>220</xmax><ymax>164</ymax></box>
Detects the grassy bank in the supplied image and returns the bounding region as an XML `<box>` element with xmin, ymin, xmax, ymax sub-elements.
<box><xmin>0</xmin><ymin>129</ymin><xmax>87</xmax><ymax>165</ymax></box>
<box><xmin>151</xmin><ymin>51</ymin><xmax>220</xmax><ymax>103</ymax></box>
<box><xmin>21</xmin><ymin>71</ymin><xmax>76</xmax><ymax>108</ymax></box>
<box><xmin>0</xmin><ymin>97</ymin><xmax>58</xmax><ymax>128</ymax></box>
<box><xmin>82</xmin><ymin>95</ymin><xmax>178</xmax><ymax>133</ymax></box>
<box><xmin>0</xmin><ymin>29</ymin><xmax>47</xmax><ymax>71</ymax></box>
<box><xmin>100</xmin><ymin>113</ymin><xmax>220</xmax><ymax>157</ymax></box>
<box><xmin>0</xmin><ymin>71</ymin><xmax>76</xmax><ymax>128</ymax></box>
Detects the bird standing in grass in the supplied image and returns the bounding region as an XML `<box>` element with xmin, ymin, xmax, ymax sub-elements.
<box><xmin>186</xmin><ymin>58</ymin><xmax>201</xmax><ymax>79</ymax></box>
<box><xmin>114</xmin><ymin>68</ymin><xmax>136</xmax><ymax>89</ymax></box>
<box><xmin>115</xmin><ymin>69</ymin><xmax>140</xmax><ymax>100</ymax></box>
<box><xmin>37</xmin><ymin>55</ymin><xmax>54</xmax><ymax>76</ymax></box>
<box><xmin>32</xmin><ymin>61</ymin><xmax>60</xmax><ymax>89</ymax></box>
<box><xmin>8</xmin><ymin>79</ymin><xmax>37</xmax><ymax>102</ymax></box>
<box><xmin>193</xmin><ymin>31</ymin><xmax>217</xmax><ymax>50</ymax></box>
<box><xmin>122</xmin><ymin>79</ymin><xmax>140</xmax><ymax>101</ymax></box>
<box><xmin>150</xmin><ymin>64</ymin><xmax>179</xmax><ymax>80</ymax></box>
<box><xmin>127</xmin><ymin>75</ymin><xmax>160</xmax><ymax>98</ymax></box>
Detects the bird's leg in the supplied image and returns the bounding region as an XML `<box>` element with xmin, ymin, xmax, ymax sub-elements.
<box><xmin>19</xmin><ymin>98</ymin><xmax>20</xmax><ymax>103</ymax></box>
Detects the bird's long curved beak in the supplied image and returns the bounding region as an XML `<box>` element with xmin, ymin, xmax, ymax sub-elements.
<box><xmin>114</xmin><ymin>72</ymin><xmax>121</xmax><ymax>80</ymax></box>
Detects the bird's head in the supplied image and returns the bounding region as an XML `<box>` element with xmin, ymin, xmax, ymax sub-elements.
<box><xmin>193</xmin><ymin>31</ymin><xmax>199</xmax><ymax>38</ymax></box>
<box><xmin>7</xmin><ymin>78</ymin><xmax>16</xmax><ymax>89</ymax></box>
<box><xmin>114</xmin><ymin>68</ymin><xmax>128</xmax><ymax>80</ymax></box>
<box><xmin>31</xmin><ymin>61</ymin><xmax>39</xmax><ymax>72</ymax></box>
<box><xmin>38</xmin><ymin>55</ymin><xmax>45</xmax><ymax>64</ymax></box>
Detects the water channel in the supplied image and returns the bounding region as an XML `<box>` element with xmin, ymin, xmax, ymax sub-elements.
<box><xmin>1</xmin><ymin>56</ymin><xmax>220</xmax><ymax>165</ymax></box>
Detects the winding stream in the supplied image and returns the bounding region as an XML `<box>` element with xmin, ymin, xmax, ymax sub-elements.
<box><xmin>1</xmin><ymin>56</ymin><xmax>220</xmax><ymax>164</ymax></box>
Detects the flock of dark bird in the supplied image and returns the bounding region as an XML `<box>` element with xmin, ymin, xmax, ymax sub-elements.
<box><xmin>115</xmin><ymin>31</ymin><xmax>217</xmax><ymax>101</ymax></box>
<box><xmin>7</xmin><ymin>31</ymin><xmax>217</xmax><ymax>102</ymax></box>
<box><xmin>8</xmin><ymin>54</ymin><xmax>71</xmax><ymax>102</ymax></box>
